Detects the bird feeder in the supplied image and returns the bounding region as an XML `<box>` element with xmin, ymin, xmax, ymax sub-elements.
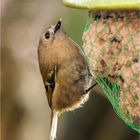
<box><xmin>62</xmin><ymin>0</ymin><xmax>140</xmax><ymax>133</ymax></box>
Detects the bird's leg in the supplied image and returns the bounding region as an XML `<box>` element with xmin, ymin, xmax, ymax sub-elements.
<box><xmin>85</xmin><ymin>82</ymin><xmax>98</xmax><ymax>93</ymax></box>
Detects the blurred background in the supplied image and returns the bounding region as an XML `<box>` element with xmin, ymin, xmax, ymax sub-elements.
<box><xmin>1</xmin><ymin>0</ymin><xmax>139</xmax><ymax>140</ymax></box>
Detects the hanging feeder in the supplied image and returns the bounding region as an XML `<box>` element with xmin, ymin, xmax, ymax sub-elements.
<box><xmin>62</xmin><ymin>0</ymin><xmax>140</xmax><ymax>133</ymax></box>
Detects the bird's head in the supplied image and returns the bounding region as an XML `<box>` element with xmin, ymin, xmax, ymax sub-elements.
<box><xmin>39</xmin><ymin>19</ymin><xmax>63</xmax><ymax>47</ymax></box>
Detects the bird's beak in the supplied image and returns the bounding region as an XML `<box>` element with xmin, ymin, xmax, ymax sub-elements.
<box><xmin>54</xmin><ymin>18</ymin><xmax>62</xmax><ymax>33</ymax></box>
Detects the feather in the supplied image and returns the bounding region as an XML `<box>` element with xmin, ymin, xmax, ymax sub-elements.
<box><xmin>45</xmin><ymin>66</ymin><xmax>56</xmax><ymax>107</ymax></box>
<box><xmin>50</xmin><ymin>111</ymin><xmax>59</xmax><ymax>140</ymax></box>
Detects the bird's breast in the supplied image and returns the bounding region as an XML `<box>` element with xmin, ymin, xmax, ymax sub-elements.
<box><xmin>52</xmin><ymin>60</ymin><xmax>91</xmax><ymax>113</ymax></box>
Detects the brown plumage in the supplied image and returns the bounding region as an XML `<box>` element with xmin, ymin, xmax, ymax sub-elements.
<box><xmin>38</xmin><ymin>19</ymin><xmax>96</xmax><ymax>140</ymax></box>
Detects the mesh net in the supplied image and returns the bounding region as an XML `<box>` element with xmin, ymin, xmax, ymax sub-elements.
<box><xmin>82</xmin><ymin>10</ymin><xmax>140</xmax><ymax>133</ymax></box>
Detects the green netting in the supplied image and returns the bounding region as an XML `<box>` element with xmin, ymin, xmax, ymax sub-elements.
<box><xmin>82</xmin><ymin>10</ymin><xmax>140</xmax><ymax>133</ymax></box>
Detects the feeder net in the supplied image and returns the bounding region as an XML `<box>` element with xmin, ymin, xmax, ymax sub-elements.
<box><xmin>82</xmin><ymin>10</ymin><xmax>140</xmax><ymax>133</ymax></box>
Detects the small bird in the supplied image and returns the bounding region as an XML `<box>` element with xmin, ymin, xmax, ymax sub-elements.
<box><xmin>38</xmin><ymin>19</ymin><xmax>97</xmax><ymax>140</ymax></box>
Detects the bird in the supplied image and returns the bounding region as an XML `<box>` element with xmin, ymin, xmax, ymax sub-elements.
<box><xmin>38</xmin><ymin>19</ymin><xmax>97</xmax><ymax>140</ymax></box>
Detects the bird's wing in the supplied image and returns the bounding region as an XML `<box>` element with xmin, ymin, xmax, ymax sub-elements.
<box><xmin>45</xmin><ymin>65</ymin><xmax>57</xmax><ymax>108</ymax></box>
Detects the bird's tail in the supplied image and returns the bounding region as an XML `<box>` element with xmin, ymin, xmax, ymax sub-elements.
<box><xmin>50</xmin><ymin>111</ymin><xmax>59</xmax><ymax>140</ymax></box>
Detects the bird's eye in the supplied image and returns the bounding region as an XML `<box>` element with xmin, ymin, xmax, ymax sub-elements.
<box><xmin>45</xmin><ymin>31</ymin><xmax>50</xmax><ymax>39</ymax></box>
